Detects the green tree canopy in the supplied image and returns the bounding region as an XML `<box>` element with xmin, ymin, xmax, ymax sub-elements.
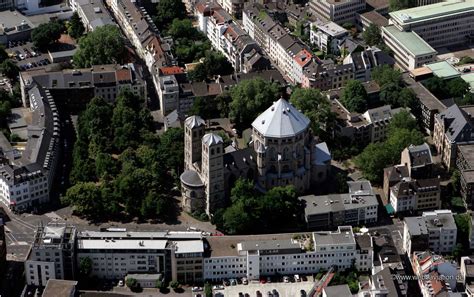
<box><xmin>0</xmin><ymin>60</ymin><xmax>19</xmax><ymax>80</ymax></box>
<box><xmin>32</xmin><ymin>21</ymin><xmax>63</xmax><ymax>50</ymax></box>
<box><xmin>340</xmin><ymin>80</ymin><xmax>368</xmax><ymax>113</ymax></box>
<box><xmin>154</xmin><ymin>0</ymin><xmax>187</xmax><ymax>30</ymax></box>
<box><xmin>188</xmin><ymin>51</ymin><xmax>233</xmax><ymax>81</ymax></box>
<box><xmin>0</xmin><ymin>45</ymin><xmax>8</xmax><ymax>63</ymax></box>
<box><xmin>388</xmin><ymin>110</ymin><xmax>418</xmax><ymax>133</ymax></box>
<box><xmin>73</xmin><ymin>25</ymin><xmax>125</xmax><ymax>68</ymax></box>
<box><xmin>362</xmin><ymin>24</ymin><xmax>382</xmax><ymax>46</ymax></box>
<box><xmin>68</xmin><ymin>12</ymin><xmax>85</xmax><ymax>39</ymax></box>
<box><xmin>63</xmin><ymin>182</ymin><xmax>104</xmax><ymax>218</ymax></box>
<box><xmin>228</xmin><ymin>78</ymin><xmax>281</xmax><ymax>129</ymax></box>
<box><xmin>290</xmin><ymin>87</ymin><xmax>335</xmax><ymax>135</ymax></box>
<box><xmin>372</xmin><ymin>65</ymin><xmax>401</xmax><ymax>86</ymax></box>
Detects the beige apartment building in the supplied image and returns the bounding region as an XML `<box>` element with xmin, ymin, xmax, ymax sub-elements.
<box><xmin>310</xmin><ymin>0</ymin><xmax>366</xmax><ymax>25</ymax></box>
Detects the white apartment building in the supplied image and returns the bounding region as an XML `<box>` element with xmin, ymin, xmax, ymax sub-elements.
<box><xmin>68</xmin><ymin>0</ymin><xmax>115</xmax><ymax>32</ymax></box>
<box><xmin>389</xmin><ymin>0</ymin><xmax>474</xmax><ymax>49</ymax></box>
<box><xmin>25</xmin><ymin>224</ymin><xmax>76</xmax><ymax>287</ymax></box>
<box><xmin>381</xmin><ymin>25</ymin><xmax>436</xmax><ymax>71</ymax></box>
<box><xmin>196</xmin><ymin>1</ymin><xmax>260</xmax><ymax>74</ymax></box>
<box><xmin>204</xmin><ymin>226</ymin><xmax>373</xmax><ymax>281</ymax></box>
<box><xmin>310</xmin><ymin>0</ymin><xmax>366</xmax><ymax>25</ymax></box>
<box><xmin>362</xmin><ymin>105</ymin><xmax>407</xmax><ymax>143</ymax></box>
<box><xmin>158</xmin><ymin>75</ymin><xmax>180</xmax><ymax>115</ymax></box>
<box><xmin>310</xmin><ymin>21</ymin><xmax>348</xmax><ymax>54</ymax></box>
<box><xmin>403</xmin><ymin>210</ymin><xmax>457</xmax><ymax>255</ymax></box>
<box><xmin>76</xmin><ymin>230</ymin><xmax>205</xmax><ymax>284</ymax></box>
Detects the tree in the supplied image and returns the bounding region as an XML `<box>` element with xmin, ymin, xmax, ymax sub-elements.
<box><xmin>228</xmin><ymin>78</ymin><xmax>281</xmax><ymax>129</ymax></box>
<box><xmin>290</xmin><ymin>88</ymin><xmax>334</xmax><ymax>136</ymax></box>
<box><xmin>156</xmin><ymin>279</ymin><xmax>167</xmax><ymax>290</ymax></box>
<box><xmin>73</xmin><ymin>25</ymin><xmax>125</xmax><ymax>68</ymax></box>
<box><xmin>31</xmin><ymin>22</ymin><xmax>63</xmax><ymax>50</ymax></box>
<box><xmin>389</xmin><ymin>0</ymin><xmax>416</xmax><ymax>11</ymax></box>
<box><xmin>204</xmin><ymin>283</ymin><xmax>212</xmax><ymax>297</ymax></box>
<box><xmin>126</xmin><ymin>278</ymin><xmax>140</xmax><ymax>292</ymax></box>
<box><xmin>362</xmin><ymin>24</ymin><xmax>381</xmax><ymax>46</ymax></box>
<box><xmin>0</xmin><ymin>45</ymin><xmax>8</xmax><ymax>64</ymax></box>
<box><xmin>0</xmin><ymin>60</ymin><xmax>19</xmax><ymax>80</ymax></box>
<box><xmin>372</xmin><ymin>65</ymin><xmax>401</xmax><ymax>87</ymax></box>
<box><xmin>388</xmin><ymin>110</ymin><xmax>418</xmax><ymax>133</ymax></box>
<box><xmin>154</xmin><ymin>0</ymin><xmax>187</xmax><ymax>30</ymax></box>
<box><xmin>166</xmin><ymin>18</ymin><xmax>211</xmax><ymax>63</ymax></box>
<box><xmin>189</xmin><ymin>96</ymin><xmax>220</xmax><ymax>120</ymax></box>
<box><xmin>79</xmin><ymin>257</ymin><xmax>92</xmax><ymax>277</ymax></box>
<box><xmin>68</xmin><ymin>12</ymin><xmax>85</xmax><ymax>39</ymax></box>
<box><xmin>451</xmin><ymin>169</ymin><xmax>461</xmax><ymax>195</ymax></box>
<box><xmin>340</xmin><ymin>80</ymin><xmax>368</xmax><ymax>113</ymax></box>
<box><xmin>188</xmin><ymin>51</ymin><xmax>233</xmax><ymax>81</ymax></box>
<box><xmin>63</xmin><ymin>182</ymin><xmax>103</xmax><ymax>218</ymax></box>
<box><xmin>354</xmin><ymin>143</ymin><xmax>391</xmax><ymax>183</ymax></box>
<box><xmin>447</xmin><ymin>78</ymin><xmax>470</xmax><ymax>98</ymax></box>
<box><xmin>423</xmin><ymin>76</ymin><xmax>447</xmax><ymax>98</ymax></box>
<box><xmin>457</xmin><ymin>56</ymin><xmax>474</xmax><ymax>66</ymax></box>
<box><xmin>169</xmin><ymin>280</ymin><xmax>180</xmax><ymax>290</ymax></box>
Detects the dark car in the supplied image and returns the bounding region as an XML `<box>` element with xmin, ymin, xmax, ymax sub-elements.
<box><xmin>256</xmin><ymin>291</ymin><xmax>262</xmax><ymax>297</ymax></box>
<box><xmin>272</xmin><ymin>289</ymin><xmax>279</xmax><ymax>297</ymax></box>
<box><xmin>300</xmin><ymin>290</ymin><xmax>307</xmax><ymax>297</ymax></box>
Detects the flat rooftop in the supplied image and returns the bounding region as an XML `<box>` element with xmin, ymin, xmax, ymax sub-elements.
<box><xmin>42</xmin><ymin>280</ymin><xmax>77</xmax><ymax>297</ymax></box>
<box><xmin>458</xmin><ymin>144</ymin><xmax>474</xmax><ymax>167</ymax></box>
<box><xmin>390</xmin><ymin>0</ymin><xmax>474</xmax><ymax>25</ymax></box>
<box><xmin>461</xmin><ymin>73</ymin><xmax>474</xmax><ymax>90</ymax></box>
<box><xmin>426</xmin><ymin>61</ymin><xmax>460</xmax><ymax>79</ymax></box>
<box><xmin>313</xmin><ymin>227</ymin><xmax>356</xmax><ymax>246</ymax></box>
<box><xmin>77</xmin><ymin>239</ymin><xmax>168</xmax><ymax>250</ymax></box>
<box><xmin>382</xmin><ymin>25</ymin><xmax>436</xmax><ymax>57</ymax></box>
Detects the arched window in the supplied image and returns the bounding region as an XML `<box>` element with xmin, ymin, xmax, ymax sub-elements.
<box><xmin>269</xmin><ymin>147</ymin><xmax>276</xmax><ymax>161</ymax></box>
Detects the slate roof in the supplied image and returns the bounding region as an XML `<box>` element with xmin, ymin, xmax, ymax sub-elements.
<box><xmin>252</xmin><ymin>99</ymin><xmax>310</xmax><ymax>138</ymax></box>
<box><xmin>437</xmin><ymin>104</ymin><xmax>474</xmax><ymax>142</ymax></box>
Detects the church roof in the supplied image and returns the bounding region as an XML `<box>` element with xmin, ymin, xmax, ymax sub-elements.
<box><xmin>180</xmin><ymin>170</ymin><xmax>204</xmax><ymax>187</ymax></box>
<box><xmin>202</xmin><ymin>133</ymin><xmax>223</xmax><ymax>146</ymax></box>
<box><xmin>185</xmin><ymin>115</ymin><xmax>205</xmax><ymax>129</ymax></box>
<box><xmin>252</xmin><ymin>98</ymin><xmax>310</xmax><ymax>138</ymax></box>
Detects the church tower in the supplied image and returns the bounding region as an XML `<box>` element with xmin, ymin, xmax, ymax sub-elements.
<box><xmin>201</xmin><ymin>133</ymin><xmax>224</xmax><ymax>214</ymax></box>
<box><xmin>184</xmin><ymin>116</ymin><xmax>206</xmax><ymax>171</ymax></box>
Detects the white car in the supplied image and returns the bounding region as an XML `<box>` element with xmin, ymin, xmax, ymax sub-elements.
<box><xmin>19</xmin><ymin>54</ymin><xmax>25</xmax><ymax>60</ymax></box>
<box><xmin>192</xmin><ymin>287</ymin><xmax>203</xmax><ymax>292</ymax></box>
<box><xmin>242</xmin><ymin>277</ymin><xmax>248</xmax><ymax>285</ymax></box>
<box><xmin>118</xmin><ymin>280</ymin><xmax>124</xmax><ymax>287</ymax></box>
<box><xmin>283</xmin><ymin>276</ymin><xmax>290</xmax><ymax>283</ymax></box>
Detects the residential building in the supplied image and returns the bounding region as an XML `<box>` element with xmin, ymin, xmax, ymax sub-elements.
<box><xmin>400</xmin><ymin>143</ymin><xmax>433</xmax><ymax>179</ymax></box>
<box><xmin>411</xmin><ymin>251</ymin><xmax>457</xmax><ymax>297</ymax></box>
<box><xmin>0</xmin><ymin>219</ymin><xmax>5</xmax><ymax>276</ymax></box>
<box><xmin>381</xmin><ymin>25</ymin><xmax>437</xmax><ymax>71</ymax></box>
<box><xmin>68</xmin><ymin>0</ymin><xmax>115</xmax><ymax>32</ymax></box>
<box><xmin>309</xmin><ymin>0</ymin><xmax>366</xmax><ymax>25</ymax></box>
<box><xmin>203</xmin><ymin>226</ymin><xmax>373</xmax><ymax>281</ymax></box>
<box><xmin>343</xmin><ymin>47</ymin><xmax>394</xmax><ymax>81</ymax></box>
<box><xmin>216</xmin><ymin>0</ymin><xmax>246</xmax><ymax>18</ymax></box>
<box><xmin>389</xmin><ymin>177</ymin><xmax>441</xmax><ymax>213</ymax></box>
<box><xmin>0</xmin><ymin>86</ymin><xmax>60</xmax><ymax>212</ymax></box>
<box><xmin>460</xmin><ymin>256</ymin><xmax>474</xmax><ymax>296</ymax></box>
<box><xmin>300</xmin><ymin>180</ymin><xmax>379</xmax><ymax>230</ymax></box>
<box><xmin>303</xmin><ymin>62</ymin><xmax>355</xmax><ymax>90</ymax></box>
<box><xmin>19</xmin><ymin>64</ymin><xmax>146</xmax><ymax>109</ymax></box>
<box><xmin>383</xmin><ymin>164</ymin><xmax>409</xmax><ymax>200</ymax></box>
<box><xmin>359</xmin><ymin>267</ymin><xmax>409</xmax><ymax>296</ymax></box>
<box><xmin>433</xmin><ymin>104</ymin><xmax>474</xmax><ymax>169</ymax></box>
<box><xmin>456</xmin><ymin>144</ymin><xmax>474</xmax><ymax>208</ymax></box>
<box><xmin>389</xmin><ymin>0</ymin><xmax>474</xmax><ymax>49</ymax></box>
<box><xmin>372</xmin><ymin>229</ymin><xmax>404</xmax><ymax>273</ymax></box>
<box><xmin>357</xmin><ymin>10</ymin><xmax>389</xmax><ymax>30</ymax></box>
<box><xmin>0</xmin><ymin>10</ymin><xmax>35</xmax><ymax>45</ymax></box>
<box><xmin>196</xmin><ymin>1</ymin><xmax>267</xmax><ymax>74</ymax></box>
<box><xmin>402</xmin><ymin>73</ymin><xmax>446</xmax><ymax>134</ymax></box>
<box><xmin>42</xmin><ymin>280</ymin><xmax>77</xmax><ymax>297</ymax></box>
<box><xmin>181</xmin><ymin>99</ymin><xmax>331</xmax><ymax>214</ymax></box>
<box><xmin>25</xmin><ymin>224</ymin><xmax>76</xmax><ymax>287</ymax></box>
<box><xmin>330</xmin><ymin>100</ymin><xmax>405</xmax><ymax>145</ymax></box>
<box><xmin>310</xmin><ymin>20</ymin><xmax>349</xmax><ymax>54</ymax></box>
<box><xmin>76</xmin><ymin>230</ymin><xmax>205</xmax><ymax>284</ymax></box>
<box><xmin>403</xmin><ymin>210</ymin><xmax>457</xmax><ymax>255</ymax></box>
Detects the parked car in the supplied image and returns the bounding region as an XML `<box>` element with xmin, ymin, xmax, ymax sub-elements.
<box><xmin>272</xmin><ymin>289</ymin><xmax>279</xmax><ymax>297</ymax></box>
<box><xmin>300</xmin><ymin>289</ymin><xmax>307</xmax><ymax>297</ymax></box>
<box><xmin>242</xmin><ymin>277</ymin><xmax>248</xmax><ymax>285</ymax></box>
<box><xmin>192</xmin><ymin>286</ymin><xmax>203</xmax><ymax>292</ymax></box>
<box><xmin>294</xmin><ymin>274</ymin><xmax>301</xmax><ymax>282</ymax></box>
<box><xmin>223</xmin><ymin>280</ymin><xmax>230</xmax><ymax>286</ymax></box>
<box><xmin>118</xmin><ymin>280</ymin><xmax>124</xmax><ymax>287</ymax></box>
<box><xmin>256</xmin><ymin>290</ymin><xmax>262</xmax><ymax>297</ymax></box>
<box><xmin>230</xmin><ymin>279</ymin><xmax>237</xmax><ymax>286</ymax></box>
<box><xmin>283</xmin><ymin>276</ymin><xmax>290</xmax><ymax>283</ymax></box>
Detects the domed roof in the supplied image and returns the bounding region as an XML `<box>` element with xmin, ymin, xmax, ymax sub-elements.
<box><xmin>202</xmin><ymin>133</ymin><xmax>223</xmax><ymax>146</ymax></box>
<box><xmin>252</xmin><ymin>98</ymin><xmax>310</xmax><ymax>138</ymax></box>
<box><xmin>180</xmin><ymin>170</ymin><xmax>204</xmax><ymax>187</ymax></box>
<box><xmin>185</xmin><ymin>115</ymin><xmax>205</xmax><ymax>129</ymax></box>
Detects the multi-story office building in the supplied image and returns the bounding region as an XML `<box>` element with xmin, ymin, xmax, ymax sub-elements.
<box><xmin>310</xmin><ymin>0</ymin><xmax>366</xmax><ymax>25</ymax></box>
<box><xmin>433</xmin><ymin>104</ymin><xmax>474</xmax><ymax>170</ymax></box>
<box><xmin>381</xmin><ymin>25</ymin><xmax>437</xmax><ymax>71</ymax></box>
<box><xmin>300</xmin><ymin>180</ymin><xmax>379</xmax><ymax>230</ymax></box>
<box><xmin>25</xmin><ymin>224</ymin><xmax>76</xmax><ymax>287</ymax></box>
<box><xmin>389</xmin><ymin>0</ymin><xmax>474</xmax><ymax>49</ymax></box>
<box><xmin>203</xmin><ymin>226</ymin><xmax>372</xmax><ymax>281</ymax></box>
<box><xmin>76</xmin><ymin>230</ymin><xmax>205</xmax><ymax>284</ymax></box>
<box><xmin>0</xmin><ymin>10</ymin><xmax>35</xmax><ymax>45</ymax></box>
<box><xmin>68</xmin><ymin>0</ymin><xmax>115</xmax><ymax>32</ymax></box>
<box><xmin>0</xmin><ymin>0</ymin><xmax>13</xmax><ymax>11</ymax></box>
<box><xmin>403</xmin><ymin>210</ymin><xmax>457</xmax><ymax>255</ymax></box>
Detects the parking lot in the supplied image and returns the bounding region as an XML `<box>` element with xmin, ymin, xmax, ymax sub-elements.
<box><xmin>5</xmin><ymin>40</ymin><xmax>51</xmax><ymax>71</ymax></box>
